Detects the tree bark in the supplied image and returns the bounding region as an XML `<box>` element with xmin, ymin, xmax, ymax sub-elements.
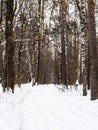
<box><xmin>37</xmin><ymin>0</ymin><xmax>42</xmax><ymax>84</ymax></box>
<box><xmin>2</xmin><ymin>0</ymin><xmax>15</xmax><ymax>93</ymax></box>
<box><xmin>88</xmin><ymin>0</ymin><xmax>98</xmax><ymax>100</ymax></box>
<box><xmin>59</xmin><ymin>0</ymin><xmax>67</xmax><ymax>87</ymax></box>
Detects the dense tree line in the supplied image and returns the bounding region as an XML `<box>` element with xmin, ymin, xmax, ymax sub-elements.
<box><xmin>0</xmin><ymin>0</ymin><xmax>98</xmax><ymax>100</ymax></box>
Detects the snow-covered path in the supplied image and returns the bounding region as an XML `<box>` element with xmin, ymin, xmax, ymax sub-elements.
<box><xmin>0</xmin><ymin>84</ymin><xmax>98</xmax><ymax>130</ymax></box>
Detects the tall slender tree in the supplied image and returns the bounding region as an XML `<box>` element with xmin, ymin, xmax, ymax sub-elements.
<box><xmin>2</xmin><ymin>0</ymin><xmax>15</xmax><ymax>92</ymax></box>
<box><xmin>59</xmin><ymin>0</ymin><xmax>67</xmax><ymax>87</ymax></box>
<box><xmin>75</xmin><ymin>0</ymin><xmax>87</xmax><ymax>96</ymax></box>
<box><xmin>88</xmin><ymin>0</ymin><xmax>98</xmax><ymax>100</ymax></box>
<box><xmin>37</xmin><ymin>0</ymin><xmax>42</xmax><ymax>84</ymax></box>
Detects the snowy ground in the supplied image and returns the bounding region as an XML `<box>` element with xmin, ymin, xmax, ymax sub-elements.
<box><xmin>0</xmin><ymin>83</ymin><xmax>98</xmax><ymax>130</ymax></box>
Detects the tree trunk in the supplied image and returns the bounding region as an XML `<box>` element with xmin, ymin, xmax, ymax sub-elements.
<box><xmin>37</xmin><ymin>0</ymin><xmax>42</xmax><ymax>84</ymax></box>
<box><xmin>88</xmin><ymin>0</ymin><xmax>98</xmax><ymax>100</ymax></box>
<box><xmin>75</xmin><ymin>0</ymin><xmax>87</xmax><ymax>96</ymax></box>
<box><xmin>87</xmin><ymin>46</ymin><xmax>90</xmax><ymax>90</ymax></box>
<box><xmin>2</xmin><ymin>0</ymin><xmax>15</xmax><ymax>93</ymax></box>
<box><xmin>37</xmin><ymin>0</ymin><xmax>45</xmax><ymax>84</ymax></box>
<box><xmin>59</xmin><ymin>0</ymin><xmax>67</xmax><ymax>87</ymax></box>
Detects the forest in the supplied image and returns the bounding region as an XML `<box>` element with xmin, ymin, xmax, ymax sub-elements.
<box><xmin>0</xmin><ymin>0</ymin><xmax>98</xmax><ymax>130</ymax></box>
<box><xmin>0</xmin><ymin>0</ymin><xmax>98</xmax><ymax>100</ymax></box>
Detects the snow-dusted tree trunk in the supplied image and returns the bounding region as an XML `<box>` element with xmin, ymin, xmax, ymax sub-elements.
<box><xmin>75</xmin><ymin>0</ymin><xmax>87</xmax><ymax>96</ymax></box>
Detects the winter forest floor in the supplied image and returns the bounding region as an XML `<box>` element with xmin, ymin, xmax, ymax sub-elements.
<box><xmin>0</xmin><ymin>83</ymin><xmax>98</xmax><ymax>130</ymax></box>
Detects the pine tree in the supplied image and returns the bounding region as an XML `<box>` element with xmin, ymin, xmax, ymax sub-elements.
<box><xmin>88</xmin><ymin>0</ymin><xmax>98</xmax><ymax>100</ymax></box>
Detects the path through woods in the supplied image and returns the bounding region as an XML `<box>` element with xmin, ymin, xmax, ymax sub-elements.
<box><xmin>0</xmin><ymin>84</ymin><xmax>98</xmax><ymax>130</ymax></box>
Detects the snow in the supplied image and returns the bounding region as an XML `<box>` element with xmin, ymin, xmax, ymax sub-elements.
<box><xmin>0</xmin><ymin>83</ymin><xmax>98</xmax><ymax>130</ymax></box>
